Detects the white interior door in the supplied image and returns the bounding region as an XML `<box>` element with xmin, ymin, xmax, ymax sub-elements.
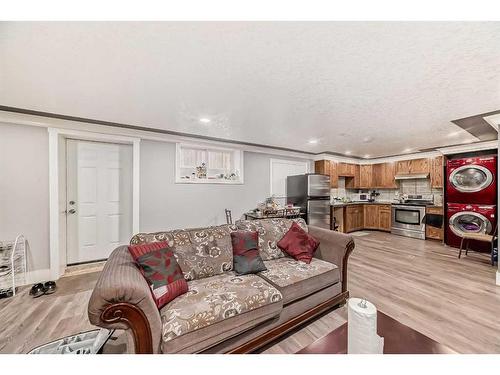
<box><xmin>66</xmin><ymin>139</ymin><xmax>133</xmax><ymax>265</ymax></box>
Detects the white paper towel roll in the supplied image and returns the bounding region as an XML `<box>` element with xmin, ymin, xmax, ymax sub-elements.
<box><xmin>347</xmin><ymin>298</ymin><xmax>384</xmax><ymax>354</ymax></box>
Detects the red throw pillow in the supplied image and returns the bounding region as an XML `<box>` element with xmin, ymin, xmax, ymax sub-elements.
<box><xmin>128</xmin><ymin>242</ymin><xmax>188</xmax><ymax>309</ymax></box>
<box><xmin>128</xmin><ymin>241</ymin><xmax>169</xmax><ymax>260</ymax></box>
<box><xmin>277</xmin><ymin>222</ymin><xmax>320</xmax><ymax>264</ymax></box>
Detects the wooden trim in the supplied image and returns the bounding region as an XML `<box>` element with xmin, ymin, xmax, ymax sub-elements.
<box><xmin>101</xmin><ymin>303</ymin><xmax>153</xmax><ymax>354</ymax></box>
<box><xmin>227</xmin><ymin>291</ymin><xmax>349</xmax><ymax>354</ymax></box>
<box><xmin>342</xmin><ymin>239</ymin><xmax>355</xmax><ymax>293</ymax></box>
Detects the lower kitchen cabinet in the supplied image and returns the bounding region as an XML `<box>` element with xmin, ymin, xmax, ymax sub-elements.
<box><xmin>378</xmin><ymin>205</ymin><xmax>392</xmax><ymax>231</ymax></box>
<box><xmin>345</xmin><ymin>204</ymin><xmax>391</xmax><ymax>233</ymax></box>
<box><xmin>363</xmin><ymin>205</ymin><xmax>379</xmax><ymax>229</ymax></box>
<box><xmin>345</xmin><ymin>205</ymin><xmax>364</xmax><ymax>232</ymax></box>
<box><xmin>425</xmin><ymin>206</ymin><xmax>444</xmax><ymax>240</ymax></box>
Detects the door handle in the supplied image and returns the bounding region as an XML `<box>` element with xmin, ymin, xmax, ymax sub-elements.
<box><xmin>68</xmin><ymin>209</ymin><xmax>77</xmax><ymax>214</ymax></box>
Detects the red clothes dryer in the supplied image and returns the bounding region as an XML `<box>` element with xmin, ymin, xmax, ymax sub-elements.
<box><xmin>446</xmin><ymin>156</ymin><xmax>497</xmax><ymax>204</ymax></box>
<box><xmin>446</xmin><ymin>203</ymin><xmax>496</xmax><ymax>251</ymax></box>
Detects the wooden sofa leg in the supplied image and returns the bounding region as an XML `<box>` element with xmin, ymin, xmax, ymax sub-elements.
<box><xmin>101</xmin><ymin>303</ymin><xmax>154</xmax><ymax>354</ymax></box>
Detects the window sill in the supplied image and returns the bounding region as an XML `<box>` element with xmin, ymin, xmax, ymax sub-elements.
<box><xmin>175</xmin><ymin>178</ymin><xmax>244</xmax><ymax>185</ymax></box>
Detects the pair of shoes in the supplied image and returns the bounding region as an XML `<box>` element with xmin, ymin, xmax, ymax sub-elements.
<box><xmin>29</xmin><ymin>281</ymin><xmax>57</xmax><ymax>298</ymax></box>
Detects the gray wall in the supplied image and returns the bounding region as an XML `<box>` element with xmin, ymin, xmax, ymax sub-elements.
<box><xmin>0</xmin><ymin>123</ymin><xmax>50</xmax><ymax>271</ymax></box>
<box><xmin>0</xmin><ymin>126</ymin><xmax>311</xmax><ymax>273</ymax></box>
<box><xmin>139</xmin><ymin>140</ymin><xmax>309</xmax><ymax>232</ymax></box>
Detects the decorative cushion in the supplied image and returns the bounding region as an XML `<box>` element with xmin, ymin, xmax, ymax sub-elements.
<box><xmin>259</xmin><ymin>257</ymin><xmax>339</xmax><ymax>304</ymax></box>
<box><xmin>129</xmin><ymin>243</ymin><xmax>189</xmax><ymax>308</ymax></box>
<box><xmin>235</xmin><ymin>218</ymin><xmax>309</xmax><ymax>261</ymax></box>
<box><xmin>160</xmin><ymin>272</ymin><xmax>283</xmax><ymax>353</ymax></box>
<box><xmin>128</xmin><ymin>241</ymin><xmax>169</xmax><ymax>260</ymax></box>
<box><xmin>230</xmin><ymin>230</ymin><xmax>267</xmax><ymax>275</ymax></box>
<box><xmin>277</xmin><ymin>222</ymin><xmax>320</xmax><ymax>264</ymax></box>
<box><xmin>130</xmin><ymin>224</ymin><xmax>238</xmax><ymax>281</ymax></box>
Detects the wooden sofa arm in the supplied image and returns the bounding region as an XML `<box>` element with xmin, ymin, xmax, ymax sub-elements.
<box><xmin>88</xmin><ymin>246</ymin><xmax>161</xmax><ymax>354</ymax></box>
<box><xmin>308</xmin><ymin>226</ymin><xmax>355</xmax><ymax>292</ymax></box>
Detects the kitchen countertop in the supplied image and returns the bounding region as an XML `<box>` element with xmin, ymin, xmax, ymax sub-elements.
<box><xmin>331</xmin><ymin>201</ymin><xmax>395</xmax><ymax>207</ymax></box>
<box><xmin>331</xmin><ymin>201</ymin><xmax>443</xmax><ymax>208</ymax></box>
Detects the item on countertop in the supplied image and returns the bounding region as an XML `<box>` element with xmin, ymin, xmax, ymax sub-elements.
<box><xmin>230</xmin><ymin>230</ymin><xmax>267</xmax><ymax>275</ymax></box>
<box><xmin>347</xmin><ymin>298</ymin><xmax>384</xmax><ymax>354</ymax></box>
<box><xmin>277</xmin><ymin>221</ymin><xmax>320</xmax><ymax>264</ymax></box>
<box><xmin>128</xmin><ymin>243</ymin><xmax>188</xmax><ymax>308</ymax></box>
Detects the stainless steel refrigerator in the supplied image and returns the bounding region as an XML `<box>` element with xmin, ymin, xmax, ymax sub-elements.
<box><xmin>286</xmin><ymin>174</ymin><xmax>331</xmax><ymax>229</ymax></box>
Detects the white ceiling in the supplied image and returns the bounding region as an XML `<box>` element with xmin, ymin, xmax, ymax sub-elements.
<box><xmin>1</xmin><ymin>22</ymin><xmax>499</xmax><ymax>158</ymax></box>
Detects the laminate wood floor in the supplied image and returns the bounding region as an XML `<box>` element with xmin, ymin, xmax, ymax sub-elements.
<box><xmin>1</xmin><ymin>232</ymin><xmax>498</xmax><ymax>354</ymax></box>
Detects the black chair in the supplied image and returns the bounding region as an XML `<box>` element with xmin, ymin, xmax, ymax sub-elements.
<box><xmin>458</xmin><ymin>224</ymin><xmax>498</xmax><ymax>265</ymax></box>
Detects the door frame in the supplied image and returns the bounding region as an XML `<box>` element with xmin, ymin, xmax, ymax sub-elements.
<box><xmin>48</xmin><ymin>128</ymin><xmax>140</xmax><ymax>280</ymax></box>
<box><xmin>269</xmin><ymin>158</ymin><xmax>310</xmax><ymax>197</ymax></box>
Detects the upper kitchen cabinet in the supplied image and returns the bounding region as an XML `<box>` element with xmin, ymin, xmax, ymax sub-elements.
<box><xmin>338</xmin><ymin>163</ymin><xmax>357</xmax><ymax>177</ymax></box>
<box><xmin>330</xmin><ymin>161</ymin><xmax>339</xmax><ymax>188</ymax></box>
<box><xmin>359</xmin><ymin>164</ymin><xmax>373</xmax><ymax>188</ymax></box>
<box><xmin>314</xmin><ymin>160</ymin><xmax>338</xmax><ymax>188</ymax></box>
<box><xmin>372</xmin><ymin>162</ymin><xmax>396</xmax><ymax>188</ymax></box>
<box><xmin>315</xmin><ymin>160</ymin><xmax>330</xmax><ymax>175</ymax></box>
<box><xmin>396</xmin><ymin>160</ymin><xmax>411</xmax><ymax>174</ymax></box>
<box><xmin>381</xmin><ymin>162</ymin><xmax>397</xmax><ymax>188</ymax></box>
<box><xmin>409</xmin><ymin>158</ymin><xmax>430</xmax><ymax>174</ymax></box>
<box><xmin>395</xmin><ymin>158</ymin><xmax>430</xmax><ymax>176</ymax></box>
<box><xmin>345</xmin><ymin>164</ymin><xmax>360</xmax><ymax>189</ymax></box>
<box><xmin>430</xmin><ymin>156</ymin><xmax>444</xmax><ymax>188</ymax></box>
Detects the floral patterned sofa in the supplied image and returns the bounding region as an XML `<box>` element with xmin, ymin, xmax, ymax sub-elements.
<box><xmin>87</xmin><ymin>218</ymin><xmax>354</xmax><ymax>354</ymax></box>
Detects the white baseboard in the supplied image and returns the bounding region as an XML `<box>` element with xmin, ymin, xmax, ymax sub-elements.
<box><xmin>496</xmin><ymin>271</ymin><xmax>500</xmax><ymax>286</ymax></box>
<box><xmin>25</xmin><ymin>269</ymin><xmax>52</xmax><ymax>285</ymax></box>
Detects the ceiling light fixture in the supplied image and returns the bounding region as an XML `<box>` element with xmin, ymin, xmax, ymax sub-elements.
<box><xmin>447</xmin><ymin>131</ymin><xmax>460</xmax><ymax>137</ymax></box>
<box><xmin>308</xmin><ymin>139</ymin><xmax>318</xmax><ymax>144</ymax></box>
<box><xmin>364</xmin><ymin>154</ymin><xmax>370</xmax><ymax>158</ymax></box>
<box><xmin>403</xmin><ymin>148</ymin><xmax>413</xmax><ymax>153</ymax></box>
<box><xmin>199</xmin><ymin>118</ymin><xmax>211</xmax><ymax>124</ymax></box>
<box><xmin>345</xmin><ymin>151</ymin><xmax>352</xmax><ymax>155</ymax></box>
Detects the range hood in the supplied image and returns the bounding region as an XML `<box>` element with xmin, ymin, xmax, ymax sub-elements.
<box><xmin>394</xmin><ymin>173</ymin><xmax>430</xmax><ymax>180</ymax></box>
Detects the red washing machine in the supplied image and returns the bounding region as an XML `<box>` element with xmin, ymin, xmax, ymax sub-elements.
<box><xmin>446</xmin><ymin>156</ymin><xmax>497</xmax><ymax>204</ymax></box>
<box><xmin>446</xmin><ymin>203</ymin><xmax>496</xmax><ymax>251</ymax></box>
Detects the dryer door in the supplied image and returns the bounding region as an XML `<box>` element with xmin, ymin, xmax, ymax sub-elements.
<box><xmin>449</xmin><ymin>211</ymin><xmax>492</xmax><ymax>237</ymax></box>
<box><xmin>449</xmin><ymin>165</ymin><xmax>493</xmax><ymax>193</ymax></box>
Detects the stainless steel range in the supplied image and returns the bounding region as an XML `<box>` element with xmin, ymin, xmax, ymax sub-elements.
<box><xmin>391</xmin><ymin>194</ymin><xmax>434</xmax><ymax>240</ymax></box>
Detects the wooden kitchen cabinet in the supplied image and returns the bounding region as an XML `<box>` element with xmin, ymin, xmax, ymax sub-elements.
<box><xmin>314</xmin><ymin>160</ymin><xmax>330</xmax><ymax>175</ymax></box>
<box><xmin>396</xmin><ymin>160</ymin><xmax>411</xmax><ymax>174</ymax></box>
<box><xmin>363</xmin><ymin>204</ymin><xmax>379</xmax><ymax>229</ymax></box>
<box><xmin>371</xmin><ymin>163</ymin><xmax>396</xmax><ymax>188</ymax></box>
<box><xmin>381</xmin><ymin>162</ymin><xmax>396</xmax><ymax>188</ymax></box>
<box><xmin>345</xmin><ymin>164</ymin><xmax>360</xmax><ymax>189</ymax></box>
<box><xmin>347</xmin><ymin>203</ymin><xmax>391</xmax><ymax>232</ymax></box>
<box><xmin>314</xmin><ymin>160</ymin><xmax>338</xmax><ymax>188</ymax></box>
<box><xmin>338</xmin><ymin>163</ymin><xmax>357</xmax><ymax>176</ymax></box>
<box><xmin>409</xmin><ymin>158</ymin><xmax>430</xmax><ymax>174</ymax></box>
<box><xmin>425</xmin><ymin>206</ymin><xmax>444</xmax><ymax>241</ymax></box>
<box><xmin>359</xmin><ymin>164</ymin><xmax>373</xmax><ymax>188</ymax></box>
<box><xmin>430</xmin><ymin>156</ymin><xmax>444</xmax><ymax>188</ymax></box>
<box><xmin>378</xmin><ymin>205</ymin><xmax>392</xmax><ymax>231</ymax></box>
<box><xmin>345</xmin><ymin>205</ymin><xmax>364</xmax><ymax>232</ymax></box>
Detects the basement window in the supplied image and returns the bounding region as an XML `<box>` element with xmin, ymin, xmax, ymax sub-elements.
<box><xmin>175</xmin><ymin>143</ymin><xmax>244</xmax><ymax>184</ymax></box>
